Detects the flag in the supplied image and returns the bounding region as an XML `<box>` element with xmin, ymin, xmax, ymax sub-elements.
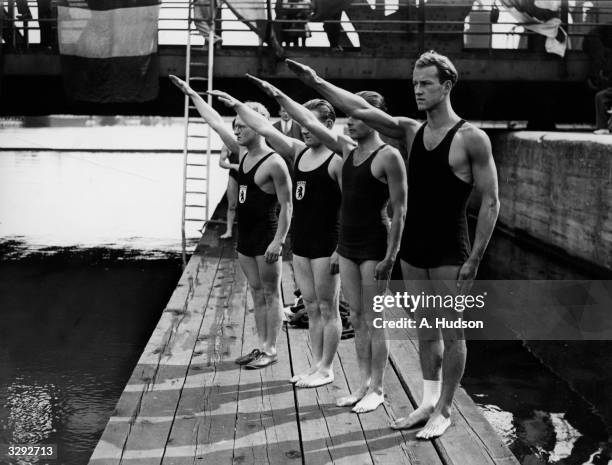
<box><xmin>57</xmin><ymin>0</ymin><xmax>161</xmax><ymax>103</ymax></box>
<box><xmin>499</xmin><ymin>0</ymin><xmax>568</xmax><ymax>56</ymax></box>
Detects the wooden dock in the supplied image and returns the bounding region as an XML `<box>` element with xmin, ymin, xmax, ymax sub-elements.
<box><xmin>88</xmin><ymin>218</ymin><xmax>519</xmax><ymax>465</ymax></box>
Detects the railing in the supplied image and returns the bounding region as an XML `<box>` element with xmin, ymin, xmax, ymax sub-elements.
<box><xmin>1</xmin><ymin>0</ymin><xmax>611</xmax><ymax>53</ymax></box>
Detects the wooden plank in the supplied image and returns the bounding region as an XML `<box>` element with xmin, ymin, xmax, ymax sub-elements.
<box><xmin>281</xmin><ymin>261</ymin><xmax>374</xmax><ymax>465</ymax></box>
<box><xmin>335</xmin><ymin>340</ymin><xmax>415</xmax><ymax>465</ymax></box>
<box><xmin>289</xmin><ymin>327</ymin><xmax>375</xmax><ymax>465</ymax></box>
<box><xmin>88</xmin><ymin>251</ymin><xmax>222</xmax><ymax>465</ymax></box>
<box><xmin>160</xmin><ymin>256</ymin><xmax>249</xmax><ymax>464</ymax></box>
<box><xmin>382</xmin><ymin>365</ymin><xmax>444</xmax><ymax>465</ymax></box>
<box><xmin>232</xmin><ymin>265</ymin><xmax>302</xmax><ymax>465</ymax></box>
<box><xmin>385</xmin><ymin>306</ymin><xmax>519</xmax><ymax>465</ymax></box>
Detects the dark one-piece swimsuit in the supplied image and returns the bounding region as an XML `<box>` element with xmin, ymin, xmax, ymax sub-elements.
<box><xmin>236</xmin><ymin>152</ymin><xmax>279</xmax><ymax>257</ymax></box>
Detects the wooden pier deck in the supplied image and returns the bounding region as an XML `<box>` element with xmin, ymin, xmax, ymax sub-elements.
<box><xmin>88</xmin><ymin>218</ymin><xmax>519</xmax><ymax>465</ymax></box>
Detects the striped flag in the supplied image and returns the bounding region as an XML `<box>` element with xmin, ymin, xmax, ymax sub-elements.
<box><xmin>57</xmin><ymin>0</ymin><xmax>161</xmax><ymax>102</ymax></box>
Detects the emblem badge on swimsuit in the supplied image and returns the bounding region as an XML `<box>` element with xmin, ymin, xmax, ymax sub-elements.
<box><xmin>239</xmin><ymin>185</ymin><xmax>247</xmax><ymax>204</ymax></box>
<box><xmin>296</xmin><ymin>181</ymin><xmax>306</xmax><ymax>200</ymax></box>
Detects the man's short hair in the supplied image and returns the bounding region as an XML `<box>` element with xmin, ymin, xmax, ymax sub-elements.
<box><xmin>415</xmin><ymin>50</ymin><xmax>459</xmax><ymax>86</ymax></box>
<box><xmin>303</xmin><ymin>99</ymin><xmax>336</xmax><ymax>123</ymax></box>
<box><xmin>356</xmin><ymin>91</ymin><xmax>387</xmax><ymax>112</ymax></box>
<box><xmin>244</xmin><ymin>101</ymin><xmax>270</xmax><ymax>119</ymax></box>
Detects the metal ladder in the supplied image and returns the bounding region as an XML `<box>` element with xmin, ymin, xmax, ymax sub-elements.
<box><xmin>181</xmin><ymin>0</ymin><xmax>217</xmax><ymax>266</ymax></box>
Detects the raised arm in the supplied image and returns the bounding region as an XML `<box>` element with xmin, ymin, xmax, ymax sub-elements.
<box><xmin>264</xmin><ymin>159</ymin><xmax>293</xmax><ymax>264</ymax></box>
<box><xmin>458</xmin><ymin>128</ymin><xmax>500</xmax><ymax>293</ymax></box>
<box><xmin>247</xmin><ymin>74</ymin><xmax>352</xmax><ymax>156</ymax></box>
<box><xmin>286</xmin><ymin>59</ymin><xmax>416</xmax><ymax>140</ymax></box>
<box><xmin>208</xmin><ymin>89</ymin><xmax>303</xmax><ymax>161</ymax></box>
<box><xmin>169</xmin><ymin>75</ymin><xmax>240</xmax><ymax>155</ymax></box>
<box><xmin>375</xmin><ymin>149</ymin><xmax>407</xmax><ymax>282</ymax></box>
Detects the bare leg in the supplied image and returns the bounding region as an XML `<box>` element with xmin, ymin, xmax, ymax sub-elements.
<box><xmin>416</xmin><ymin>265</ymin><xmax>464</xmax><ymax>439</ymax></box>
<box><xmin>392</xmin><ymin>261</ymin><xmax>442</xmax><ymax>429</ymax></box>
<box><xmin>291</xmin><ymin>255</ymin><xmax>320</xmax><ymax>383</ymax></box>
<box><xmin>256</xmin><ymin>255</ymin><xmax>283</xmax><ymax>356</ymax></box>
<box><xmin>336</xmin><ymin>256</ymin><xmax>370</xmax><ymax>406</ymax></box>
<box><xmin>221</xmin><ymin>177</ymin><xmax>237</xmax><ymax>239</ymax></box>
<box><xmin>238</xmin><ymin>253</ymin><xmax>266</xmax><ymax>349</ymax></box>
<box><xmin>297</xmin><ymin>256</ymin><xmax>341</xmax><ymax>388</ymax></box>
<box><xmin>352</xmin><ymin>260</ymin><xmax>386</xmax><ymax>413</ymax></box>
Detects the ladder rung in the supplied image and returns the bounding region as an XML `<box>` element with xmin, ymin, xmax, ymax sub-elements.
<box><xmin>185</xmin><ymin>218</ymin><xmax>206</xmax><ymax>222</ymax></box>
<box><xmin>185</xmin><ymin>204</ymin><xmax>205</xmax><ymax>208</ymax></box>
<box><xmin>187</xmin><ymin>163</ymin><xmax>207</xmax><ymax>167</ymax></box>
<box><xmin>186</xmin><ymin>191</ymin><xmax>208</xmax><ymax>195</ymax></box>
<box><xmin>190</xmin><ymin>62</ymin><xmax>207</xmax><ymax>67</ymax></box>
<box><xmin>189</xmin><ymin>77</ymin><xmax>208</xmax><ymax>82</ymax></box>
<box><xmin>188</xmin><ymin>134</ymin><xmax>207</xmax><ymax>139</ymax></box>
<box><xmin>186</xmin><ymin>177</ymin><xmax>207</xmax><ymax>180</ymax></box>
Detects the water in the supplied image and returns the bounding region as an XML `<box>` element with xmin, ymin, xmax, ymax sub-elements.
<box><xmin>0</xmin><ymin>151</ymin><xmax>226</xmax><ymax>253</ymax></box>
<box><xmin>463</xmin><ymin>230</ymin><xmax>612</xmax><ymax>465</ymax></box>
<box><xmin>0</xmin><ymin>248</ymin><xmax>184</xmax><ymax>464</ymax></box>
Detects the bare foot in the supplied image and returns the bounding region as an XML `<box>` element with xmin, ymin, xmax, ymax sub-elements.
<box><xmin>219</xmin><ymin>231</ymin><xmax>232</xmax><ymax>239</ymax></box>
<box><xmin>390</xmin><ymin>405</ymin><xmax>435</xmax><ymax>430</ymax></box>
<box><xmin>290</xmin><ymin>364</ymin><xmax>318</xmax><ymax>384</ymax></box>
<box><xmin>336</xmin><ymin>385</ymin><xmax>369</xmax><ymax>407</ymax></box>
<box><xmin>296</xmin><ymin>370</ymin><xmax>334</xmax><ymax>388</ymax></box>
<box><xmin>416</xmin><ymin>411</ymin><xmax>451</xmax><ymax>439</ymax></box>
<box><xmin>352</xmin><ymin>390</ymin><xmax>385</xmax><ymax>413</ymax></box>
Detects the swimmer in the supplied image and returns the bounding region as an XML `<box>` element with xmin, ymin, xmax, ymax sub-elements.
<box><xmin>171</xmin><ymin>75</ymin><xmax>292</xmax><ymax>370</ymax></box>
<box><xmin>246</xmin><ymin>74</ymin><xmax>343</xmax><ymax>389</ymax></box>
<box><xmin>219</xmin><ymin>142</ymin><xmax>239</xmax><ymax>239</ymax></box>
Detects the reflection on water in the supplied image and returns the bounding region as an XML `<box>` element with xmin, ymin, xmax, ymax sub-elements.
<box><xmin>0</xmin><ymin>246</ymin><xmax>184</xmax><ymax>464</ymax></box>
<box><xmin>464</xmin><ymin>230</ymin><xmax>612</xmax><ymax>465</ymax></box>
<box><xmin>0</xmin><ymin>151</ymin><xmax>226</xmax><ymax>253</ymax></box>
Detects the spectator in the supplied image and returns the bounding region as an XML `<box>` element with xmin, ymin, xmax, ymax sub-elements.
<box><xmin>37</xmin><ymin>0</ymin><xmax>56</xmax><ymax>48</ymax></box>
<box><xmin>309</xmin><ymin>0</ymin><xmax>351</xmax><ymax>51</ymax></box>
<box><xmin>274</xmin><ymin>0</ymin><xmax>310</xmax><ymax>47</ymax></box>
<box><xmin>194</xmin><ymin>0</ymin><xmax>222</xmax><ymax>46</ymax></box>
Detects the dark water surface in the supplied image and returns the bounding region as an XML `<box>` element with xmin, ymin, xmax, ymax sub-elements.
<box><xmin>463</xmin><ymin>229</ymin><xmax>612</xmax><ymax>465</ymax></box>
<box><xmin>0</xmin><ymin>245</ymin><xmax>183</xmax><ymax>464</ymax></box>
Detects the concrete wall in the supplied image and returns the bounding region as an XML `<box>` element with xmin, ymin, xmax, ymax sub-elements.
<box><xmin>489</xmin><ymin>132</ymin><xmax>612</xmax><ymax>270</ymax></box>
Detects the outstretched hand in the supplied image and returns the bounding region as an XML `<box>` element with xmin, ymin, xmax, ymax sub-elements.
<box><xmin>246</xmin><ymin>74</ymin><xmax>282</xmax><ymax>98</ymax></box>
<box><xmin>169</xmin><ymin>74</ymin><xmax>193</xmax><ymax>96</ymax></box>
<box><xmin>285</xmin><ymin>59</ymin><xmax>319</xmax><ymax>85</ymax></box>
<box><xmin>208</xmin><ymin>90</ymin><xmax>241</xmax><ymax>108</ymax></box>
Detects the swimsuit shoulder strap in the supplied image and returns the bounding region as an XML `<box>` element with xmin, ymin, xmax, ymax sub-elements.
<box><xmin>294</xmin><ymin>146</ymin><xmax>309</xmax><ymax>169</ymax></box>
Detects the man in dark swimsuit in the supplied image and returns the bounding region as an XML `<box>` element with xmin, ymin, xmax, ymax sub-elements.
<box><xmin>287</xmin><ymin>52</ymin><xmax>499</xmax><ymax>437</ymax></box>
<box><xmin>284</xmin><ymin>65</ymin><xmax>408</xmax><ymax>413</ymax></box>
<box><xmin>231</xmin><ymin>76</ymin><xmax>345</xmax><ymax>389</ymax></box>
<box><xmin>172</xmin><ymin>77</ymin><xmax>292</xmax><ymax>370</ymax></box>
<box><xmin>217</xmin><ymin>96</ymin><xmax>293</xmax><ymax>370</ymax></box>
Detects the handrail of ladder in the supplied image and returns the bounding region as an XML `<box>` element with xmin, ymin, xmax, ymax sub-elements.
<box><xmin>181</xmin><ymin>0</ymin><xmax>216</xmax><ymax>267</ymax></box>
